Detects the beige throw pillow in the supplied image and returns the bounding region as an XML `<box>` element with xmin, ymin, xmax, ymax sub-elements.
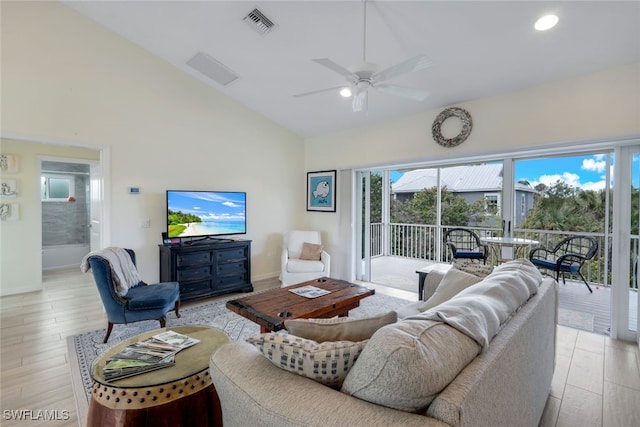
<box><xmin>424</xmin><ymin>268</ymin><xmax>483</xmax><ymax>309</ymax></box>
<box><xmin>285</xmin><ymin>311</ymin><xmax>397</xmax><ymax>343</ymax></box>
<box><xmin>396</xmin><ymin>268</ymin><xmax>482</xmax><ymax>319</ymax></box>
<box><xmin>299</xmin><ymin>242</ymin><xmax>323</xmax><ymax>260</ymax></box>
<box><xmin>246</xmin><ymin>333</ymin><xmax>367</xmax><ymax>387</ymax></box>
<box><xmin>341</xmin><ymin>319</ymin><xmax>480</xmax><ymax>412</ymax></box>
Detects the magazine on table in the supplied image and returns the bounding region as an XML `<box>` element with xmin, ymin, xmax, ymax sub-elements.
<box><xmin>103</xmin><ymin>330</ymin><xmax>199</xmax><ymax>381</ymax></box>
<box><xmin>151</xmin><ymin>330</ymin><xmax>200</xmax><ymax>349</ymax></box>
<box><xmin>288</xmin><ymin>285</ymin><xmax>331</xmax><ymax>298</ymax></box>
<box><xmin>103</xmin><ymin>355</ymin><xmax>175</xmax><ymax>381</ymax></box>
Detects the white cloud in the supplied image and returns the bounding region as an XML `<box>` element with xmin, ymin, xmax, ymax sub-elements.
<box><xmin>581</xmin><ymin>180</ymin><xmax>606</xmax><ymax>191</ymax></box>
<box><xmin>581</xmin><ymin>156</ymin><xmax>607</xmax><ymax>173</ymax></box>
<box><xmin>531</xmin><ymin>171</ymin><xmax>608</xmax><ymax>191</ymax></box>
<box><xmin>532</xmin><ymin>172</ymin><xmax>581</xmax><ymax>188</ymax></box>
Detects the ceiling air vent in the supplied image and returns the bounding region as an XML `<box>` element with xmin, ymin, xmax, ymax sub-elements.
<box><xmin>186</xmin><ymin>52</ymin><xmax>239</xmax><ymax>86</ymax></box>
<box><xmin>243</xmin><ymin>8</ymin><xmax>277</xmax><ymax>36</ymax></box>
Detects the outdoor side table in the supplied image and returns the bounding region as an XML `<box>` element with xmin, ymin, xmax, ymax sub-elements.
<box><xmin>416</xmin><ymin>263</ymin><xmax>452</xmax><ymax>300</ymax></box>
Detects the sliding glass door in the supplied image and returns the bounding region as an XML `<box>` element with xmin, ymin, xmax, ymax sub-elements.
<box><xmin>355</xmin><ymin>143</ymin><xmax>639</xmax><ymax>342</ymax></box>
<box><xmin>611</xmin><ymin>146</ymin><xmax>640</xmax><ymax>341</ymax></box>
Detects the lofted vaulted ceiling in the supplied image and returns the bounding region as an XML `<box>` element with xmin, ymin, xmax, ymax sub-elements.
<box><xmin>62</xmin><ymin>1</ymin><xmax>640</xmax><ymax>138</ymax></box>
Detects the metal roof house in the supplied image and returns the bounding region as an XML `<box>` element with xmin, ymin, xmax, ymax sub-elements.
<box><xmin>391</xmin><ymin>164</ymin><xmax>537</xmax><ymax>226</ymax></box>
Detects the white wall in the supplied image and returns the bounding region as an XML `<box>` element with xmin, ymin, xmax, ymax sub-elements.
<box><xmin>304</xmin><ymin>63</ymin><xmax>640</xmax><ymax>280</ymax></box>
<box><xmin>1</xmin><ymin>1</ymin><xmax>304</xmax><ymax>294</ymax></box>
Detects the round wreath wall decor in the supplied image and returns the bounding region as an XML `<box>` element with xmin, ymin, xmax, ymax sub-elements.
<box><xmin>431</xmin><ymin>107</ymin><xmax>473</xmax><ymax>148</ymax></box>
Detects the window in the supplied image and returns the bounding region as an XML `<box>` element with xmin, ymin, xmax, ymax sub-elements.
<box><xmin>484</xmin><ymin>193</ymin><xmax>500</xmax><ymax>214</ymax></box>
<box><xmin>41</xmin><ymin>174</ymin><xmax>75</xmax><ymax>201</ymax></box>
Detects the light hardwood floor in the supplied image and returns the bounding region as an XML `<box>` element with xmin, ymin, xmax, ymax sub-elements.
<box><xmin>1</xmin><ymin>269</ymin><xmax>639</xmax><ymax>426</ymax></box>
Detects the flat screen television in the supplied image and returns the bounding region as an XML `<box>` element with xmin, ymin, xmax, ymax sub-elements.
<box><xmin>166</xmin><ymin>190</ymin><xmax>246</xmax><ymax>240</ymax></box>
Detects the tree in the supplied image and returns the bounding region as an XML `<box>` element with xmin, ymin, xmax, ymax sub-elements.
<box><xmin>391</xmin><ymin>186</ymin><xmax>482</xmax><ymax>226</ymax></box>
<box><xmin>522</xmin><ymin>180</ymin><xmax>606</xmax><ymax>233</ymax></box>
<box><xmin>368</xmin><ymin>173</ymin><xmax>383</xmax><ymax>223</ymax></box>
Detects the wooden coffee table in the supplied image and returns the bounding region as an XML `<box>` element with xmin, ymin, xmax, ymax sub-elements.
<box><xmin>226</xmin><ymin>277</ymin><xmax>374</xmax><ymax>333</ymax></box>
<box><xmin>87</xmin><ymin>325</ymin><xmax>229</xmax><ymax>427</ymax></box>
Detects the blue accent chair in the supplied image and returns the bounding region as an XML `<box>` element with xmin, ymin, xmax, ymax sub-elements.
<box><xmin>529</xmin><ymin>236</ymin><xmax>599</xmax><ymax>293</ymax></box>
<box><xmin>87</xmin><ymin>248</ymin><xmax>181</xmax><ymax>343</ymax></box>
<box><xmin>444</xmin><ymin>228</ymin><xmax>489</xmax><ymax>264</ymax></box>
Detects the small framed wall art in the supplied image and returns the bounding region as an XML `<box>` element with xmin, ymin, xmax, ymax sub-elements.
<box><xmin>307</xmin><ymin>170</ymin><xmax>336</xmax><ymax>212</ymax></box>
<box><xmin>0</xmin><ymin>203</ymin><xmax>19</xmax><ymax>221</ymax></box>
<box><xmin>0</xmin><ymin>154</ymin><xmax>19</xmax><ymax>173</ymax></box>
<box><xmin>1</xmin><ymin>179</ymin><xmax>17</xmax><ymax>197</ymax></box>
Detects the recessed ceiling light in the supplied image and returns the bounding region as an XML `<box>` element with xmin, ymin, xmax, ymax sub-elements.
<box><xmin>340</xmin><ymin>87</ymin><xmax>352</xmax><ymax>98</ymax></box>
<box><xmin>535</xmin><ymin>14</ymin><xmax>559</xmax><ymax>31</ymax></box>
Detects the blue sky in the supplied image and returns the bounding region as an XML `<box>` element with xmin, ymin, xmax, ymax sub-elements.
<box><xmin>390</xmin><ymin>153</ymin><xmax>639</xmax><ymax>191</ymax></box>
<box><xmin>168</xmin><ymin>191</ymin><xmax>246</xmax><ymax>221</ymax></box>
<box><xmin>515</xmin><ymin>154</ymin><xmax>611</xmax><ymax>191</ymax></box>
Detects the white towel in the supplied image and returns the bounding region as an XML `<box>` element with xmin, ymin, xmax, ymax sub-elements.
<box><xmin>80</xmin><ymin>247</ymin><xmax>142</xmax><ymax>296</ymax></box>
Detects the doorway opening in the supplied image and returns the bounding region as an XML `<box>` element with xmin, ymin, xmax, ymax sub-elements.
<box><xmin>40</xmin><ymin>157</ymin><xmax>100</xmax><ymax>271</ymax></box>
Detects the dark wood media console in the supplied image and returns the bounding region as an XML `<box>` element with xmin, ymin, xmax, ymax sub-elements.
<box><xmin>159</xmin><ymin>239</ymin><xmax>253</xmax><ymax>301</ymax></box>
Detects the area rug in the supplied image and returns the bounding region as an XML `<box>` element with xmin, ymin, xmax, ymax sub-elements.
<box><xmin>558</xmin><ymin>307</ymin><xmax>594</xmax><ymax>332</ymax></box>
<box><xmin>68</xmin><ymin>290</ymin><xmax>411</xmax><ymax>415</ymax></box>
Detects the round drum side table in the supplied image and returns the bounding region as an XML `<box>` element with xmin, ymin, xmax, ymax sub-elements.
<box><xmin>87</xmin><ymin>325</ymin><xmax>229</xmax><ymax>427</ymax></box>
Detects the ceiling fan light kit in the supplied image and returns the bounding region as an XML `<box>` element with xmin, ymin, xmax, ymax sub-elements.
<box><xmin>339</xmin><ymin>88</ymin><xmax>352</xmax><ymax>98</ymax></box>
<box><xmin>535</xmin><ymin>14</ymin><xmax>559</xmax><ymax>31</ymax></box>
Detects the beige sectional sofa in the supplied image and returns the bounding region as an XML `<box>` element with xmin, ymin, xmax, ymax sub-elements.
<box><xmin>210</xmin><ymin>260</ymin><xmax>558</xmax><ymax>427</ymax></box>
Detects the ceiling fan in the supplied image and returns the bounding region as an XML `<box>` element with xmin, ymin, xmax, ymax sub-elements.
<box><xmin>293</xmin><ymin>0</ymin><xmax>432</xmax><ymax>112</ymax></box>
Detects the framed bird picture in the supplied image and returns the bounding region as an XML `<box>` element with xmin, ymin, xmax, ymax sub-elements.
<box><xmin>307</xmin><ymin>170</ymin><xmax>336</xmax><ymax>212</ymax></box>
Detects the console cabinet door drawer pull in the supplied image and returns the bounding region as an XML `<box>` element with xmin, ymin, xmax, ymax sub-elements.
<box><xmin>177</xmin><ymin>267</ymin><xmax>210</xmax><ymax>281</ymax></box>
<box><xmin>180</xmin><ymin>280</ymin><xmax>211</xmax><ymax>296</ymax></box>
<box><xmin>216</xmin><ymin>249</ymin><xmax>245</xmax><ymax>262</ymax></box>
<box><xmin>216</xmin><ymin>275</ymin><xmax>247</xmax><ymax>288</ymax></box>
<box><xmin>217</xmin><ymin>262</ymin><xmax>245</xmax><ymax>275</ymax></box>
<box><xmin>177</xmin><ymin>252</ymin><xmax>211</xmax><ymax>267</ymax></box>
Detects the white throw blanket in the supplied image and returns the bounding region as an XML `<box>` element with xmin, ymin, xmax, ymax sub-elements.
<box><xmin>407</xmin><ymin>259</ymin><xmax>543</xmax><ymax>349</ymax></box>
<box><xmin>80</xmin><ymin>247</ymin><xmax>142</xmax><ymax>296</ymax></box>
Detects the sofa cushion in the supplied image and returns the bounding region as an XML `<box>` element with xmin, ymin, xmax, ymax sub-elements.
<box><xmin>246</xmin><ymin>333</ymin><xmax>367</xmax><ymax>387</ymax></box>
<box><xmin>397</xmin><ymin>268</ymin><xmax>483</xmax><ymax>319</ymax></box>
<box><xmin>300</xmin><ymin>242</ymin><xmax>323</xmax><ymax>260</ymax></box>
<box><xmin>285</xmin><ymin>311</ymin><xmax>397</xmax><ymax>342</ymax></box>
<box><xmin>414</xmin><ymin>259</ymin><xmax>543</xmax><ymax>348</ymax></box>
<box><xmin>341</xmin><ymin>319</ymin><xmax>481</xmax><ymax>412</ymax></box>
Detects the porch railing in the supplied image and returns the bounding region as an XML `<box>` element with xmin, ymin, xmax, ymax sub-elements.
<box><xmin>370</xmin><ymin>222</ymin><xmax>639</xmax><ymax>289</ymax></box>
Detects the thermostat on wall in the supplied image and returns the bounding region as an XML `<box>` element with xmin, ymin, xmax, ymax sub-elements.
<box><xmin>129</xmin><ymin>187</ymin><xmax>140</xmax><ymax>194</ymax></box>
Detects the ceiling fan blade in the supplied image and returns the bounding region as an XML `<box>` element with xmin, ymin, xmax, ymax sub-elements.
<box><xmin>293</xmin><ymin>86</ymin><xmax>346</xmax><ymax>98</ymax></box>
<box><xmin>372</xmin><ymin>54</ymin><xmax>432</xmax><ymax>83</ymax></box>
<box><xmin>313</xmin><ymin>58</ymin><xmax>358</xmax><ymax>80</ymax></box>
<box><xmin>374</xmin><ymin>83</ymin><xmax>429</xmax><ymax>101</ymax></box>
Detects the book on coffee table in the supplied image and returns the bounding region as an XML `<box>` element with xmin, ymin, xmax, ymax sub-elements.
<box><xmin>288</xmin><ymin>285</ymin><xmax>331</xmax><ymax>298</ymax></box>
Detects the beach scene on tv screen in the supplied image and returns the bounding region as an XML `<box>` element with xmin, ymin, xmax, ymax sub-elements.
<box><xmin>167</xmin><ymin>191</ymin><xmax>246</xmax><ymax>238</ymax></box>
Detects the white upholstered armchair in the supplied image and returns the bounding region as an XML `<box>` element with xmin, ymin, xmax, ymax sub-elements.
<box><xmin>280</xmin><ymin>230</ymin><xmax>331</xmax><ymax>287</ymax></box>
